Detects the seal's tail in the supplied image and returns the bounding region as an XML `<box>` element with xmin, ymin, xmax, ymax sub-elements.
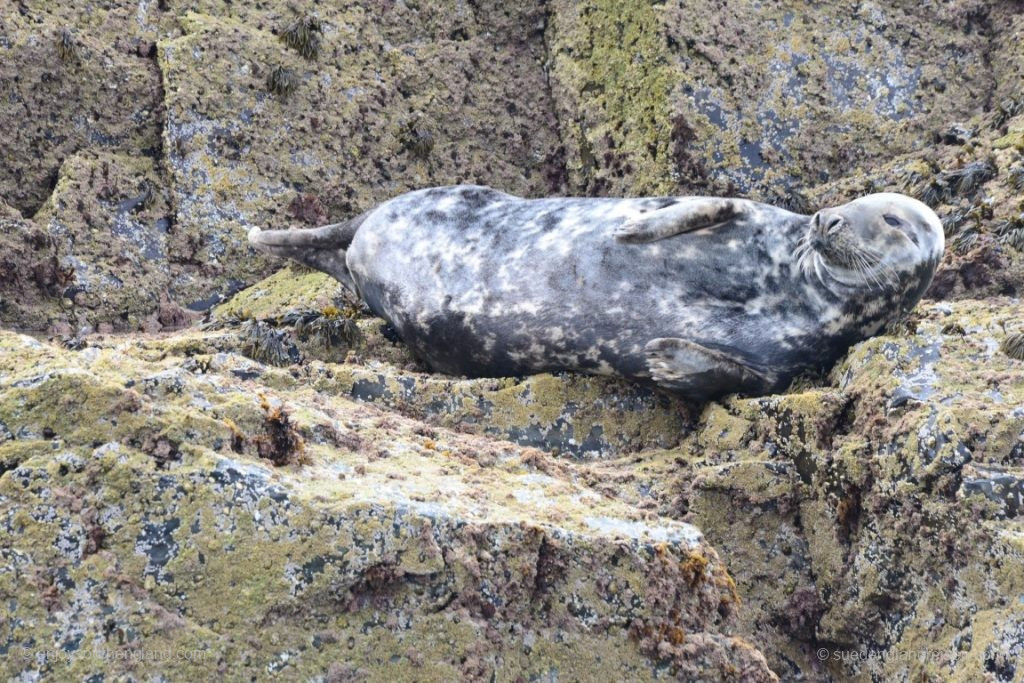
<box><xmin>248</xmin><ymin>213</ymin><xmax>367</xmax><ymax>292</ymax></box>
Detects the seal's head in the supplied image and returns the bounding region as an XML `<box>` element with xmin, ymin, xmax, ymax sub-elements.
<box><xmin>799</xmin><ymin>193</ymin><xmax>944</xmax><ymax>294</ymax></box>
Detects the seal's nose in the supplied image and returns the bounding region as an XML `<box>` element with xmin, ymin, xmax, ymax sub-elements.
<box><xmin>811</xmin><ymin>211</ymin><xmax>844</xmax><ymax>239</ymax></box>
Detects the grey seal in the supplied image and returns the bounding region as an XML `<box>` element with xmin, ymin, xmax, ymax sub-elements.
<box><xmin>249</xmin><ymin>185</ymin><xmax>943</xmax><ymax>399</ymax></box>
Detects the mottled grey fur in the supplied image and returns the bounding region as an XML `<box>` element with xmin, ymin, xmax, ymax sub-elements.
<box><xmin>249</xmin><ymin>186</ymin><xmax>943</xmax><ymax>399</ymax></box>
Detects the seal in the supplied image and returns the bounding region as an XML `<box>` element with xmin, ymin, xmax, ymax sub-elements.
<box><xmin>249</xmin><ymin>185</ymin><xmax>943</xmax><ymax>399</ymax></box>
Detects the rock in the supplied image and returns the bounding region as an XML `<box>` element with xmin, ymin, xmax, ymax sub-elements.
<box><xmin>2</xmin><ymin>2</ymin><xmax>1024</xmax><ymax>680</ymax></box>
<box><xmin>34</xmin><ymin>151</ymin><xmax>175</xmax><ymax>328</ymax></box>
<box><xmin>0</xmin><ymin>10</ymin><xmax>164</xmax><ymax>217</ymax></box>
<box><xmin>0</xmin><ymin>330</ymin><xmax>775</xmax><ymax>681</ymax></box>
<box><xmin>156</xmin><ymin>7</ymin><xmax>564</xmax><ymax>310</ymax></box>
<box><xmin>4</xmin><ymin>1</ymin><xmax>1023</xmax><ymax>326</ymax></box>
<box><xmin>0</xmin><ymin>211</ymin><xmax>70</xmax><ymax>331</ymax></box>
<box><xmin>581</xmin><ymin>298</ymin><xmax>1024</xmax><ymax>680</ymax></box>
<box><xmin>545</xmin><ymin>0</ymin><xmax>1006</xmax><ymax>201</ymax></box>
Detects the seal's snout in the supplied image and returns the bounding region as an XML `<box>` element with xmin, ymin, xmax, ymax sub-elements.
<box><xmin>810</xmin><ymin>212</ymin><xmax>845</xmax><ymax>251</ymax></box>
<box><xmin>812</xmin><ymin>211</ymin><xmax>844</xmax><ymax>234</ymax></box>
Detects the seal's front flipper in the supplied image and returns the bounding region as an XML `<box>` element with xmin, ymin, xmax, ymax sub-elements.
<box><xmin>614</xmin><ymin>198</ymin><xmax>750</xmax><ymax>244</ymax></box>
<box><xmin>644</xmin><ymin>337</ymin><xmax>772</xmax><ymax>398</ymax></box>
<box><xmin>249</xmin><ymin>212</ymin><xmax>369</xmax><ymax>293</ymax></box>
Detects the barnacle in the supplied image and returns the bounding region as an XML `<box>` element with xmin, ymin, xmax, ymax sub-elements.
<box><xmin>281</xmin><ymin>14</ymin><xmax>323</xmax><ymax>60</ymax></box>
<box><xmin>266</xmin><ymin>65</ymin><xmax>300</xmax><ymax>98</ymax></box>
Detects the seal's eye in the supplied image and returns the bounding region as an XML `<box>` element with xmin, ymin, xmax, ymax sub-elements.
<box><xmin>883</xmin><ymin>215</ymin><xmax>902</xmax><ymax>227</ymax></box>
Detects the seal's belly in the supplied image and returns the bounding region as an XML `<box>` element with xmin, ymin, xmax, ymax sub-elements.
<box><xmin>348</xmin><ymin>190</ymin><xmax>658</xmax><ymax>375</ymax></box>
<box><xmin>346</xmin><ymin>185</ymin><xmax>817</xmax><ymax>379</ymax></box>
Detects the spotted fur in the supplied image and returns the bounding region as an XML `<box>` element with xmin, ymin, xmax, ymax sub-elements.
<box><xmin>250</xmin><ymin>186</ymin><xmax>943</xmax><ymax>399</ymax></box>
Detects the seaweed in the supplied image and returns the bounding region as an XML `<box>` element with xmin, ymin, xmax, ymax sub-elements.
<box><xmin>885</xmin><ymin>312</ymin><xmax>921</xmax><ymax>336</ymax></box>
<box><xmin>293</xmin><ymin>311</ymin><xmax>361</xmax><ymax>352</ymax></box>
<box><xmin>254</xmin><ymin>396</ymin><xmax>305</xmax><ymax>466</ymax></box>
<box><xmin>281</xmin><ymin>14</ymin><xmax>323</xmax><ymax>60</ymax></box>
<box><xmin>56</xmin><ymin>28</ymin><xmax>80</xmax><ymax>65</ymax></box>
<box><xmin>239</xmin><ymin>320</ymin><xmax>300</xmax><ymax>366</ymax></box>
<box><xmin>399</xmin><ymin>121</ymin><xmax>435</xmax><ymax>161</ymax></box>
<box><xmin>950</xmin><ymin>227</ymin><xmax>980</xmax><ymax>254</ymax></box>
<box><xmin>994</xmin><ymin>216</ymin><xmax>1024</xmax><ymax>251</ymax></box>
<box><xmin>1000</xmin><ymin>332</ymin><xmax>1024</xmax><ymax>361</ymax></box>
<box><xmin>940</xmin><ymin>207</ymin><xmax>970</xmax><ymax>237</ymax></box>
<box><xmin>915</xmin><ymin>178</ymin><xmax>949</xmax><ymax>208</ymax></box>
<box><xmin>772</xmin><ymin>190</ymin><xmax>813</xmax><ymax>215</ymax></box>
<box><xmin>993</xmin><ymin>98</ymin><xmax>1023</xmax><ymax>129</ymax></box>
<box><xmin>1008</xmin><ymin>166</ymin><xmax>1024</xmax><ymax>192</ymax></box>
<box><xmin>945</xmin><ymin>160</ymin><xmax>996</xmax><ymax>198</ymax></box>
<box><xmin>266</xmin><ymin>65</ymin><xmax>300</xmax><ymax>98</ymax></box>
<box><xmin>936</xmin><ymin>123</ymin><xmax>974</xmax><ymax>146</ymax></box>
<box><xmin>915</xmin><ymin>160</ymin><xmax>996</xmax><ymax>207</ymax></box>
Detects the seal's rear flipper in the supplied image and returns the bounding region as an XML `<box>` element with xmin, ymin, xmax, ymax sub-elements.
<box><xmin>249</xmin><ymin>213</ymin><xmax>369</xmax><ymax>293</ymax></box>
<box><xmin>644</xmin><ymin>337</ymin><xmax>772</xmax><ymax>398</ymax></box>
<box><xmin>615</xmin><ymin>198</ymin><xmax>749</xmax><ymax>244</ymax></box>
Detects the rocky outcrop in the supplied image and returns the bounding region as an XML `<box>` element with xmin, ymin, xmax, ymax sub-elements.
<box><xmin>2</xmin><ymin>1</ymin><xmax>1024</xmax><ymax>681</ymax></box>
<box><xmin>3</xmin><ymin>1</ymin><xmax>1023</xmax><ymax>329</ymax></box>
<box><xmin>3</xmin><ymin>277</ymin><xmax>1022</xmax><ymax>680</ymax></box>
<box><xmin>0</xmin><ymin>329</ymin><xmax>775</xmax><ymax>681</ymax></box>
<box><xmin>545</xmin><ymin>0</ymin><xmax>1003</xmax><ymax>201</ymax></box>
<box><xmin>640</xmin><ymin>297</ymin><xmax>1024</xmax><ymax>680</ymax></box>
